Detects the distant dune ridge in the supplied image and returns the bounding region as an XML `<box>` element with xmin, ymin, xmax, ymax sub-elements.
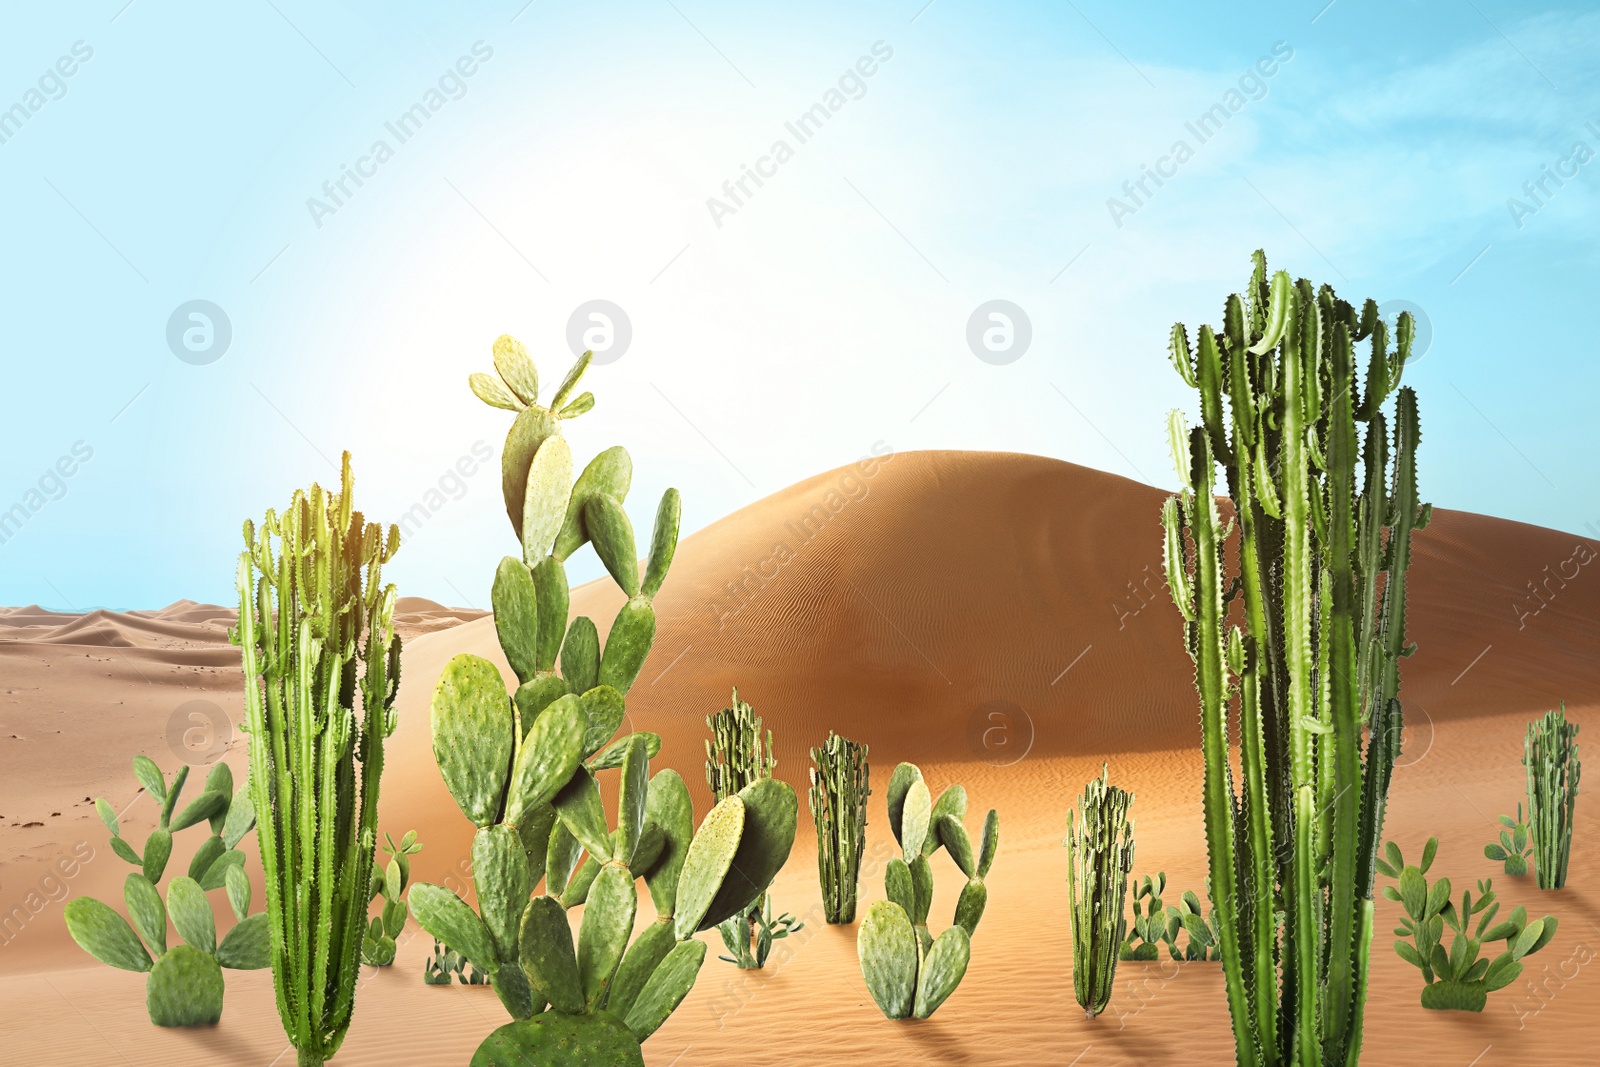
<box><xmin>1</xmin><ymin>450</ymin><xmax>1595</xmax><ymax>1065</ymax></box>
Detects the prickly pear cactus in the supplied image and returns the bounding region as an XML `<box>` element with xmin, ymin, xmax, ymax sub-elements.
<box><xmin>65</xmin><ymin>758</ymin><xmax>268</xmax><ymax>1027</ymax></box>
<box><xmin>1378</xmin><ymin>837</ymin><xmax>1558</xmax><ymax>1011</ymax></box>
<box><xmin>363</xmin><ymin>830</ymin><xmax>423</xmax><ymax>967</ymax></box>
<box><xmin>410</xmin><ymin>338</ymin><xmax>799</xmax><ymax>1064</ymax></box>
<box><xmin>857</xmin><ymin>762</ymin><xmax>996</xmax><ymax>1020</ymax></box>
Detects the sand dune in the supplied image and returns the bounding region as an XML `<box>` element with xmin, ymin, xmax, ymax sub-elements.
<box><xmin>1</xmin><ymin>451</ymin><xmax>1594</xmax><ymax>1066</ymax></box>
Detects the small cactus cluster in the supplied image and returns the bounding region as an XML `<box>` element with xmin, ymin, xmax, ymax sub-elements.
<box><xmin>362</xmin><ymin>830</ymin><xmax>423</xmax><ymax>967</ymax></box>
<box><xmin>1379</xmin><ymin>837</ymin><xmax>1558</xmax><ymax>1011</ymax></box>
<box><xmin>424</xmin><ymin>938</ymin><xmax>491</xmax><ymax>986</ymax></box>
<box><xmin>809</xmin><ymin>731</ymin><xmax>870</xmax><ymax>924</ymax></box>
<box><xmin>1525</xmin><ymin>704</ymin><xmax>1580</xmax><ymax>890</ymax></box>
<box><xmin>1483</xmin><ymin>805</ymin><xmax>1533</xmax><ymax>878</ymax></box>
<box><xmin>410</xmin><ymin>339</ymin><xmax>799</xmax><ymax>1065</ymax></box>
<box><xmin>857</xmin><ymin>763</ymin><xmax>998</xmax><ymax>1020</ymax></box>
<box><xmin>1065</xmin><ymin>765</ymin><xmax>1136</xmax><ymax>1018</ymax></box>
<box><xmin>65</xmin><ymin>757</ymin><xmax>267</xmax><ymax>1026</ymax></box>
<box><xmin>706</xmin><ymin>690</ymin><xmax>802</xmax><ymax>968</ymax></box>
<box><xmin>234</xmin><ymin>452</ymin><xmax>402</xmax><ymax>1067</ymax></box>
<box><xmin>1119</xmin><ymin>872</ymin><xmax>1221</xmax><ymax>963</ymax></box>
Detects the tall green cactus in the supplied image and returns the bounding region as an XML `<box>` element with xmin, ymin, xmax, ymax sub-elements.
<box><xmin>65</xmin><ymin>755</ymin><xmax>267</xmax><ymax>1025</ymax></box>
<box><xmin>706</xmin><ymin>690</ymin><xmax>801</xmax><ymax>967</ymax></box>
<box><xmin>410</xmin><ymin>338</ymin><xmax>799</xmax><ymax>1064</ymax></box>
<box><xmin>1065</xmin><ymin>765</ymin><xmax>1135</xmax><ymax>1018</ymax></box>
<box><xmin>858</xmin><ymin>762</ymin><xmax>997</xmax><ymax>1019</ymax></box>
<box><xmin>1161</xmin><ymin>252</ymin><xmax>1429</xmax><ymax>1066</ymax></box>
<box><xmin>1525</xmin><ymin>705</ymin><xmax>1580</xmax><ymax>889</ymax></box>
<box><xmin>809</xmin><ymin>732</ymin><xmax>869</xmax><ymax>924</ymax></box>
<box><xmin>233</xmin><ymin>453</ymin><xmax>402</xmax><ymax>1067</ymax></box>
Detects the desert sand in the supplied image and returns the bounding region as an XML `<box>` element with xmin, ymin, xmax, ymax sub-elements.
<box><xmin>1</xmin><ymin>450</ymin><xmax>1594</xmax><ymax>1066</ymax></box>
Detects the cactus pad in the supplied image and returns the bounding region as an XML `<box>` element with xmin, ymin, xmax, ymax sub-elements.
<box><xmin>578</xmin><ymin>865</ymin><xmax>637</xmax><ymax>1011</ymax></box>
<box><xmin>697</xmin><ymin>777</ymin><xmax>798</xmax><ymax>932</ymax></box>
<box><xmin>858</xmin><ymin>900</ymin><xmax>918</xmax><ymax>1019</ymax></box>
<box><xmin>433</xmin><ymin>654</ymin><xmax>515</xmax><ymax>828</ymax></box>
<box><xmin>146</xmin><ymin>944</ymin><xmax>225</xmax><ymax>1026</ymax></box>
<box><xmin>913</xmin><ymin>926</ymin><xmax>971</xmax><ymax>1019</ymax></box>
<box><xmin>492</xmin><ymin>556</ymin><xmax>541</xmax><ymax>684</ymax></box>
<box><xmin>623</xmin><ymin>937</ymin><xmax>707</xmax><ymax>1042</ymax></box>
<box><xmin>674</xmin><ymin>796</ymin><xmax>745</xmax><ymax>939</ymax></box>
<box><xmin>64</xmin><ymin>897</ymin><xmax>152</xmax><ymax>972</ymax></box>
<box><xmin>471</xmin><ymin>1009</ymin><xmax>646</xmax><ymax>1067</ymax></box>
<box><xmin>518</xmin><ymin>894</ymin><xmax>584</xmax><ymax>1014</ymax></box>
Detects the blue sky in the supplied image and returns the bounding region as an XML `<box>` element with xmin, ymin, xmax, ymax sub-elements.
<box><xmin>1</xmin><ymin>1</ymin><xmax>1595</xmax><ymax>610</ymax></box>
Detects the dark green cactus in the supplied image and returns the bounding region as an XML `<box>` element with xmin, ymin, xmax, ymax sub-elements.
<box><xmin>1525</xmin><ymin>705</ymin><xmax>1580</xmax><ymax>889</ymax></box>
<box><xmin>65</xmin><ymin>755</ymin><xmax>267</xmax><ymax>1026</ymax></box>
<box><xmin>1065</xmin><ymin>765</ymin><xmax>1135</xmax><ymax>1018</ymax></box>
<box><xmin>1378</xmin><ymin>837</ymin><xmax>1558</xmax><ymax>1011</ymax></box>
<box><xmin>233</xmin><ymin>452</ymin><xmax>402</xmax><ymax>1067</ymax></box>
<box><xmin>362</xmin><ymin>830</ymin><xmax>423</xmax><ymax>967</ymax></box>
<box><xmin>705</xmin><ymin>690</ymin><xmax>801</xmax><ymax>967</ymax></box>
<box><xmin>857</xmin><ymin>762</ymin><xmax>996</xmax><ymax>1020</ymax></box>
<box><xmin>1161</xmin><ymin>252</ymin><xmax>1429</xmax><ymax>1066</ymax></box>
<box><xmin>809</xmin><ymin>732</ymin><xmax>869</xmax><ymax>925</ymax></box>
<box><xmin>1483</xmin><ymin>804</ymin><xmax>1534</xmax><ymax>877</ymax></box>
<box><xmin>424</xmin><ymin>938</ymin><xmax>491</xmax><ymax>986</ymax></box>
<box><xmin>412</xmin><ymin>339</ymin><xmax>799</xmax><ymax>1065</ymax></box>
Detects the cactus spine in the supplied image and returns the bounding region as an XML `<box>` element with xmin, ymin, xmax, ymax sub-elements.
<box><xmin>1525</xmin><ymin>705</ymin><xmax>1580</xmax><ymax>889</ymax></box>
<box><xmin>233</xmin><ymin>452</ymin><xmax>402</xmax><ymax>1067</ymax></box>
<box><xmin>1161</xmin><ymin>252</ymin><xmax>1429</xmax><ymax>1066</ymax></box>
<box><xmin>1064</xmin><ymin>765</ymin><xmax>1135</xmax><ymax>1018</ymax></box>
<box><xmin>809</xmin><ymin>732</ymin><xmax>870</xmax><ymax>924</ymax></box>
<box><xmin>65</xmin><ymin>756</ymin><xmax>267</xmax><ymax>1025</ymax></box>
<box><xmin>857</xmin><ymin>762</ymin><xmax>997</xmax><ymax>1019</ymax></box>
<box><xmin>412</xmin><ymin>339</ymin><xmax>799</xmax><ymax>1064</ymax></box>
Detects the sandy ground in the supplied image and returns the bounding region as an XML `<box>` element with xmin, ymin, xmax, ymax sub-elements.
<box><xmin>1</xmin><ymin>451</ymin><xmax>1595</xmax><ymax>1066</ymax></box>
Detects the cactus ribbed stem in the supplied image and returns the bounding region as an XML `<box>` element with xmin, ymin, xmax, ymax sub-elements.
<box><xmin>1162</xmin><ymin>253</ymin><xmax>1427</xmax><ymax>1066</ymax></box>
<box><xmin>809</xmin><ymin>733</ymin><xmax>869</xmax><ymax>924</ymax></box>
<box><xmin>1525</xmin><ymin>705</ymin><xmax>1580</xmax><ymax>890</ymax></box>
<box><xmin>234</xmin><ymin>453</ymin><xmax>400</xmax><ymax>1066</ymax></box>
<box><xmin>1065</xmin><ymin>765</ymin><xmax>1135</xmax><ymax>1020</ymax></box>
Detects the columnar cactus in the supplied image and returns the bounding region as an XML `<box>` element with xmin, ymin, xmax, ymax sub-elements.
<box><xmin>1378</xmin><ymin>837</ymin><xmax>1558</xmax><ymax>1011</ymax></box>
<box><xmin>362</xmin><ymin>830</ymin><xmax>423</xmax><ymax>967</ymax></box>
<box><xmin>1525</xmin><ymin>705</ymin><xmax>1580</xmax><ymax>889</ymax></box>
<box><xmin>233</xmin><ymin>452</ymin><xmax>402</xmax><ymax>1067</ymax></box>
<box><xmin>809</xmin><ymin>731</ymin><xmax>870</xmax><ymax>924</ymax></box>
<box><xmin>65</xmin><ymin>757</ymin><xmax>266</xmax><ymax>1025</ymax></box>
<box><xmin>408</xmin><ymin>338</ymin><xmax>799</xmax><ymax>1064</ymax></box>
<box><xmin>857</xmin><ymin>762</ymin><xmax>997</xmax><ymax>1020</ymax></box>
<box><xmin>1065</xmin><ymin>765</ymin><xmax>1135</xmax><ymax>1018</ymax></box>
<box><xmin>1162</xmin><ymin>251</ymin><xmax>1429</xmax><ymax>1066</ymax></box>
<box><xmin>705</xmin><ymin>690</ymin><xmax>801</xmax><ymax>967</ymax></box>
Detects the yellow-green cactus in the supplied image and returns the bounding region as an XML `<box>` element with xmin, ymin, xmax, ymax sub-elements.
<box><xmin>858</xmin><ymin>761</ymin><xmax>996</xmax><ymax>1020</ymax></box>
<box><xmin>410</xmin><ymin>339</ymin><xmax>799</xmax><ymax>1064</ymax></box>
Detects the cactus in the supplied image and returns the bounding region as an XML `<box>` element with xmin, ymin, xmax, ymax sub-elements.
<box><xmin>705</xmin><ymin>689</ymin><xmax>801</xmax><ymax>967</ymax></box>
<box><xmin>857</xmin><ymin>762</ymin><xmax>996</xmax><ymax>1019</ymax></box>
<box><xmin>810</xmin><ymin>732</ymin><xmax>870</xmax><ymax>924</ymax></box>
<box><xmin>232</xmin><ymin>452</ymin><xmax>402</xmax><ymax>1067</ymax></box>
<box><xmin>410</xmin><ymin>338</ymin><xmax>799</xmax><ymax>1065</ymax></box>
<box><xmin>425</xmin><ymin>938</ymin><xmax>491</xmax><ymax>986</ymax></box>
<box><xmin>1161</xmin><ymin>252</ymin><xmax>1428</xmax><ymax>1066</ymax></box>
<box><xmin>1483</xmin><ymin>804</ymin><xmax>1534</xmax><ymax>878</ymax></box>
<box><xmin>65</xmin><ymin>756</ymin><xmax>267</xmax><ymax>1025</ymax></box>
<box><xmin>362</xmin><ymin>830</ymin><xmax>423</xmax><ymax>966</ymax></box>
<box><xmin>1378</xmin><ymin>837</ymin><xmax>1558</xmax><ymax>1011</ymax></box>
<box><xmin>1065</xmin><ymin>765</ymin><xmax>1136</xmax><ymax>1018</ymax></box>
<box><xmin>1119</xmin><ymin>872</ymin><xmax>1222</xmax><ymax>963</ymax></box>
<box><xmin>1525</xmin><ymin>705</ymin><xmax>1580</xmax><ymax>889</ymax></box>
